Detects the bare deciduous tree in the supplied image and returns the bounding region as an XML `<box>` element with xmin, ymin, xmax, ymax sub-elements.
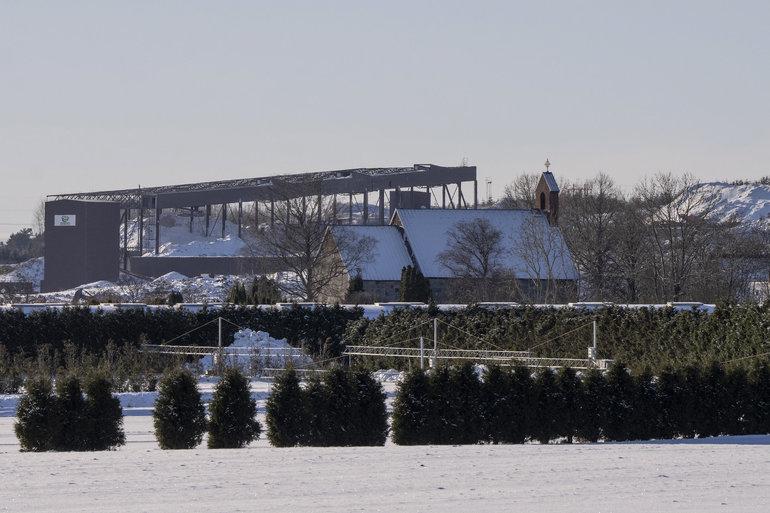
<box><xmin>251</xmin><ymin>185</ymin><xmax>374</xmax><ymax>301</ymax></box>
<box><xmin>499</xmin><ymin>173</ymin><xmax>540</xmax><ymax>209</ymax></box>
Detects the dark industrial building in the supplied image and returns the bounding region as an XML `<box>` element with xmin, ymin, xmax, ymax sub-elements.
<box><xmin>43</xmin><ymin>164</ymin><xmax>478</xmax><ymax>292</ymax></box>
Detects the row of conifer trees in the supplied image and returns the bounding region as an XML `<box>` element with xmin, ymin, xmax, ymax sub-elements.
<box><xmin>392</xmin><ymin>362</ymin><xmax>770</xmax><ymax>444</ymax></box>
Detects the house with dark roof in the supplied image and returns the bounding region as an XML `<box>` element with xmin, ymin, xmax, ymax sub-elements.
<box><xmin>320</xmin><ymin>171</ymin><xmax>578</xmax><ymax>303</ymax></box>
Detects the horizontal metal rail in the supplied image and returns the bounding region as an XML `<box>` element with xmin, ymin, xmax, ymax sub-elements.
<box><xmin>260</xmin><ymin>368</ymin><xmax>325</xmax><ymax>379</ymax></box>
<box><xmin>140</xmin><ymin>344</ymin><xmax>306</xmax><ymax>357</ymax></box>
<box><xmin>343</xmin><ymin>345</ymin><xmax>612</xmax><ymax>370</ymax></box>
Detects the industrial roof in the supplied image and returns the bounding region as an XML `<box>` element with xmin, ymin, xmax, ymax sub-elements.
<box><xmin>393</xmin><ymin>209</ymin><xmax>577</xmax><ymax>280</ymax></box>
<box><xmin>329</xmin><ymin>225</ymin><xmax>413</xmax><ymax>281</ymax></box>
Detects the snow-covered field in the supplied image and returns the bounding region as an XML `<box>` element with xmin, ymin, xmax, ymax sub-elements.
<box><xmin>0</xmin><ymin>411</ymin><xmax>768</xmax><ymax>513</ymax></box>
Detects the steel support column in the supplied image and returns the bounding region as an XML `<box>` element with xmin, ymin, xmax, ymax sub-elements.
<box><xmin>205</xmin><ymin>205</ymin><xmax>211</xmax><ymax>236</ymax></box>
<box><xmin>348</xmin><ymin>192</ymin><xmax>353</xmax><ymax>224</ymax></box>
<box><xmin>122</xmin><ymin>209</ymin><xmax>128</xmax><ymax>270</ymax></box>
<box><xmin>154</xmin><ymin>203</ymin><xmax>160</xmax><ymax>255</ymax></box>
<box><xmin>237</xmin><ymin>201</ymin><xmax>242</xmax><ymax>238</ymax></box>
<box><xmin>363</xmin><ymin>190</ymin><xmax>368</xmax><ymax>225</ymax></box>
<box><xmin>221</xmin><ymin>204</ymin><xmax>227</xmax><ymax>238</ymax></box>
<box><xmin>473</xmin><ymin>179</ymin><xmax>478</xmax><ymax>208</ymax></box>
<box><xmin>138</xmin><ymin>207</ymin><xmax>144</xmax><ymax>255</ymax></box>
<box><xmin>379</xmin><ymin>189</ymin><xmax>385</xmax><ymax>224</ymax></box>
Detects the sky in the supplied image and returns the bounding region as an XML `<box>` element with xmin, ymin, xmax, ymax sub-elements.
<box><xmin>1</xmin><ymin>0</ymin><xmax>770</xmax><ymax>239</ymax></box>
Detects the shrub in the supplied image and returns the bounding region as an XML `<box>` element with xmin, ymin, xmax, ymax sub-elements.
<box><xmin>603</xmin><ymin>363</ymin><xmax>636</xmax><ymax>442</ymax></box>
<box><xmin>555</xmin><ymin>367</ymin><xmax>582</xmax><ymax>443</ymax></box>
<box><xmin>208</xmin><ymin>368</ymin><xmax>261</xmax><ymax>448</ymax></box>
<box><xmin>630</xmin><ymin>368</ymin><xmax>659</xmax><ymax>440</ymax></box>
<box><xmin>266</xmin><ymin>368</ymin><xmax>306</xmax><ymax>447</ymax></box>
<box><xmin>576</xmin><ymin>368</ymin><xmax>606</xmax><ymax>442</ymax></box>
<box><xmin>167</xmin><ymin>291</ymin><xmax>184</xmax><ymax>306</ymax></box>
<box><xmin>748</xmin><ymin>362</ymin><xmax>770</xmax><ymax>434</ymax></box>
<box><xmin>321</xmin><ymin>367</ymin><xmax>356</xmax><ymax>446</ymax></box>
<box><xmin>349</xmin><ymin>369</ymin><xmax>388</xmax><ymax>446</ymax></box>
<box><xmin>83</xmin><ymin>374</ymin><xmax>125</xmax><ymax>450</ymax></box>
<box><xmin>14</xmin><ymin>378</ymin><xmax>59</xmax><ymax>451</ymax></box>
<box><xmin>532</xmin><ymin>368</ymin><xmax>560</xmax><ymax>444</ymax></box>
<box><xmin>54</xmin><ymin>375</ymin><xmax>89</xmax><ymax>451</ymax></box>
<box><xmin>391</xmin><ymin>369</ymin><xmax>432</xmax><ymax>445</ymax></box>
<box><xmin>153</xmin><ymin>368</ymin><xmax>207</xmax><ymax>449</ymax></box>
<box><xmin>449</xmin><ymin>363</ymin><xmax>483</xmax><ymax>444</ymax></box>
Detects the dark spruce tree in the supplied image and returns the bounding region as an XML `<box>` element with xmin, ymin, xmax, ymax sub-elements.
<box><xmin>576</xmin><ymin>368</ymin><xmax>606</xmax><ymax>443</ymax></box>
<box><xmin>399</xmin><ymin>265</ymin><xmax>431</xmax><ymax>302</ymax></box>
<box><xmin>532</xmin><ymin>368</ymin><xmax>561</xmax><ymax>444</ymax></box>
<box><xmin>14</xmin><ymin>378</ymin><xmax>59</xmax><ymax>452</ymax></box>
<box><xmin>699</xmin><ymin>361</ymin><xmax>728</xmax><ymax>438</ymax></box>
<box><xmin>166</xmin><ymin>290</ymin><xmax>184</xmax><ymax>306</ymax></box>
<box><xmin>426</xmin><ymin>366</ymin><xmax>454</xmax><ymax>444</ymax></box>
<box><xmin>208</xmin><ymin>368</ymin><xmax>261</xmax><ymax>448</ymax></box>
<box><xmin>350</xmin><ymin>369</ymin><xmax>388</xmax><ymax>446</ymax></box>
<box><xmin>226</xmin><ymin>281</ymin><xmax>249</xmax><ymax>305</ymax></box>
<box><xmin>748</xmin><ymin>362</ymin><xmax>770</xmax><ymax>435</ymax></box>
<box><xmin>603</xmin><ymin>362</ymin><xmax>636</xmax><ymax>442</ymax></box>
<box><xmin>631</xmin><ymin>368</ymin><xmax>659</xmax><ymax>441</ymax></box>
<box><xmin>320</xmin><ymin>367</ymin><xmax>356</xmax><ymax>446</ymax></box>
<box><xmin>655</xmin><ymin>367</ymin><xmax>683</xmax><ymax>439</ymax></box>
<box><xmin>54</xmin><ymin>375</ymin><xmax>89</xmax><ymax>451</ymax></box>
<box><xmin>449</xmin><ymin>363</ymin><xmax>483</xmax><ymax>444</ymax></box>
<box><xmin>302</xmin><ymin>376</ymin><xmax>330</xmax><ymax>446</ymax></box>
<box><xmin>250</xmin><ymin>276</ymin><xmax>283</xmax><ymax>305</ymax></box>
<box><xmin>265</xmin><ymin>368</ymin><xmax>307</xmax><ymax>447</ymax></box>
<box><xmin>153</xmin><ymin>368</ymin><xmax>207</xmax><ymax>449</ymax></box>
<box><xmin>391</xmin><ymin>369</ymin><xmax>432</xmax><ymax>445</ymax></box>
<box><xmin>724</xmin><ymin>365</ymin><xmax>750</xmax><ymax>436</ymax></box>
<box><xmin>480</xmin><ymin>365</ymin><xmax>513</xmax><ymax>444</ymax></box>
<box><xmin>555</xmin><ymin>367</ymin><xmax>582</xmax><ymax>443</ymax></box>
<box><xmin>678</xmin><ymin>365</ymin><xmax>704</xmax><ymax>438</ymax></box>
<box><xmin>84</xmin><ymin>374</ymin><xmax>125</xmax><ymax>451</ymax></box>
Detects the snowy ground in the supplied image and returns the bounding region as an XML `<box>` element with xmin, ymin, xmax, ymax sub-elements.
<box><xmin>1</xmin><ymin>377</ymin><xmax>770</xmax><ymax>511</ymax></box>
<box><xmin>0</xmin><ymin>414</ymin><xmax>768</xmax><ymax>513</ymax></box>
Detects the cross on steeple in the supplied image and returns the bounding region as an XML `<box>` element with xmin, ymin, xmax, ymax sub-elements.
<box><xmin>544</xmin><ymin>159</ymin><xmax>551</xmax><ymax>172</ymax></box>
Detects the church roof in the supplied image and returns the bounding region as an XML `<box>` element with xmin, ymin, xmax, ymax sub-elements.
<box><xmin>542</xmin><ymin>171</ymin><xmax>560</xmax><ymax>192</ymax></box>
<box><xmin>329</xmin><ymin>225</ymin><xmax>413</xmax><ymax>281</ymax></box>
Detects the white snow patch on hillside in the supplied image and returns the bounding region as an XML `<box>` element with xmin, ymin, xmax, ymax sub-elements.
<box><xmin>679</xmin><ymin>182</ymin><xmax>770</xmax><ymax>227</ymax></box>
<box><xmin>0</xmin><ymin>257</ymin><xmax>44</xmax><ymax>291</ymax></box>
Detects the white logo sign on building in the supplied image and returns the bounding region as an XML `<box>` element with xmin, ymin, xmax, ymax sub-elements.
<box><xmin>54</xmin><ymin>215</ymin><xmax>77</xmax><ymax>227</ymax></box>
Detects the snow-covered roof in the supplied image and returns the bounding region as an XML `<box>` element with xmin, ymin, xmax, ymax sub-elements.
<box><xmin>542</xmin><ymin>171</ymin><xmax>560</xmax><ymax>192</ymax></box>
<box><xmin>393</xmin><ymin>209</ymin><xmax>577</xmax><ymax>280</ymax></box>
<box><xmin>330</xmin><ymin>225</ymin><xmax>413</xmax><ymax>281</ymax></box>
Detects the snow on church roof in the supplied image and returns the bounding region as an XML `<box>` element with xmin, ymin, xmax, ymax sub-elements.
<box><xmin>393</xmin><ymin>209</ymin><xmax>577</xmax><ymax>280</ymax></box>
<box><xmin>329</xmin><ymin>225</ymin><xmax>413</xmax><ymax>281</ymax></box>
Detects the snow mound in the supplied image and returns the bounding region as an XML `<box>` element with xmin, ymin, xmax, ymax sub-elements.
<box><xmin>372</xmin><ymin>369</ymin><xmax>404</xmax><ymax>383</ymax></box>
<box><xmin>153</xmin><ymin>271</ymin><xmax>188</xmax><ymax>283</ymax></box>
<box><xmin>0</xmin><ymin>257</ymin><xmax>44</xmax><ymax>291</ymax></box>
<box><xmin>200</xmin><ymin>329</ymin><xmax>312</xmax><ymax>372</ymax></box>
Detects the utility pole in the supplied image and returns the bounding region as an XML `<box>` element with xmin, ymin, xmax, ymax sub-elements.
<box><xmin>431</xmin><ymin>318</ymin><xmax>438</xmax><ymax>368</ymax></box>
<box><xmin>588</xmin><ymin>319</ymin><xmax>597</xmax><ymax>364</ymax></box>
<box><xmin>419</xmin><ymin>336</ymin><xmax>425</xmax><ymax>370</ymax></box>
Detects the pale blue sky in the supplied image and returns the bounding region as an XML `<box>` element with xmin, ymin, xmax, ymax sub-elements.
<box><xmin>1</xmin><ymin>1</ymin><xmax>769</xmax><ymax>238</ymax></box>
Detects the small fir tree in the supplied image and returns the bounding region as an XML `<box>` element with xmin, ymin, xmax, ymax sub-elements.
<box><xmin>226</xmin><ymin>281</ymin><xmax>249</xmax><ymax>305</ymax></box>
<box><xmin>54</xmin><ymin>375</ymin><xmax>89</xmax><ymax>451</ymax></box>
<box><xmin>349</xmin><ymin>369</ymin><xmax>388</xmax><ymax>446</ymax></box>
<box><xmin>166</xmin><ymin>291</ymin><xmax>184</xmax><ymax>306</ymax></box>
<box><xmin>449</xmin><ymin>363</ymin><xmax>483</xmax><ymax>444</ymax></box>
<box><xmin>678</xmin><ymin>365</ymin><xmax>704</xmax><ymax>438</ymax></box>
<box><xmin>655</xmin><ymin>367</ymin><xmax>683</xmax><ymax>439</ymax></box>
<box><xmin>391</xmin><ymin>369</ymin><xmax>432</xmax><ymax>445</ymax></box>
<box><xmin>699</xmin><ymin>361</ymin><xmax>728</xmax><ymax>438</ymax></box>
<box><xmin>555</xmin><ymin>367</ymin><xmax>582</xmax><ymax>443</ymax></box>
<box><xmin>724</xmin><ymin>365</ymin><xmax>750</xmax><ymax>436</ymax></box>
<box><xmin>399</xmin><ymin>265</ymin><xmax>431</xmax><ymax>302</ymax></box>
<box><xmin>532</xmin><ymin>368</ymin><xmax>560</xmax><ymax>444</ymax></box>
<box><xmin>321</xmin><ymin>367</ymin><xmax>356</xmax><ymax>446</ymax></box>
<box><xmin>84</xmin><ymin>374</ymin><xmax>125</xmax><ymax>451</ymax></box>
<box><xmin>748</xmin><ymin>362</ymin><xmax>770</xmax><ymax>434</ymax></box>
<box><xmin>576</xmin><ymin>368</ymin><xmax>606</xmax><ymax>443</ymax></box>
<box><xmin>630</xmin><ymin>368</ymin><xmax>659</xmax><ymax>441</ymax></box>
<box><xmin>302</xmin><ymin>376</ymin><xmax>330</xmax><ymax>446</ymax></box>
<box><xmin>265</xmin><ymin>368</ymin><xmax>306</xmax><ymax>447</ymax></box>
<box><xmin>426</xmin><ymin>366</ymin><xmax>454</xmax><ymax>444</ymax></box>
<box><xmin>250</xmin><ymin>276</ymin><xmax>282</xmax><ymax>305</ymax></box>
<box><xmin>153</xmin><ymin>368</ymin><xmax>207</xmax><ymax>449</ymax></box>
<box><xmin>603</xmin><ymin>362</ymin><xmax>636</xmax><ymax>442</ymax></box>
<box><xmin>208</xmin><ymin>368</ymin><xmax>261</xmax><ymax>448</ymax></box>
<box><xmin>14</xmin><ymin>378</ymin><xmax>59</xmax><ymax>452</ymax></box>
<box><xmin>480</xmin><ymin>365</ymin><xmax>514</xmax><ymax>444</ymax></box>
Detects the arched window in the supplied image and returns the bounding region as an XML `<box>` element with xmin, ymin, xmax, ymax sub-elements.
<box><xmin>539</xmin><ymin>192</ymin><xmax>546</xmax><ymax>210</ymax></box>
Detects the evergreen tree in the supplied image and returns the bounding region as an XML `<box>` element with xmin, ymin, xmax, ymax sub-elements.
<box><xmin>166</xmin><ymin>291</ymin><xmax>184</xmax><ymax>306</ymax></box>
<box><xmin>724</xmin><ymin>365</ymin><xmax>750</xmax><ymax>436</ymax></box>
<box><xmin>603</xmin><ymin>362</ymin><xmax>636</xmax><ymax>442</ymax></box>
<box><xmin>208</xmin><ymin>368</ymin><xmax>261</xmax><ymax>448</ymax></box>
<box><xmin>655</xmin><ymin>367</ymin><xmax>682</xmax><ymax>439</ymax></box>
<box><xmin>302</xmin><ymin>376</ymin><xmax>330</xmax><ymax>446</ymax></box>
<box><xmin>265</xmin><ymin>368</ymin><xmax>306</xmax><ymax>447</ymax></box>
<box><xmin>748</xmin><ymin>362</ymin><xmax>770</xmax><ymax>434</ymax></box>
<box><xmin>399</xmin><ymin>265</ymin><xmax>431</xmax><ymax>302</ymax></box>
<box><xmin>576</xmin><ymin>368</ymin><xmax>606</xmax><ymax>443</ymax></box>
<box><xmin>153</xmin><ymin>368</ymin><xmax>207</xmax><ymax>449</ymax></box>
<box><xmin>350</xmin><ymin>369</ymin><xmax>388</xmax><ymax>446</ymax></box>
<box><xmin>14</xmin><ymin>378</ymin><xmax>59</xmax><ymax>451</ymax></box>
<box><xmin>630</xmin><ymin>368</ymin><xmax>659</xmax><ymax>440</ymax></box>
<box><xmin>532</xmin><ymin>368</ymin><xmax>560</xmax><ymax>444</ymax></box>
<box><xmin>391</xmin><ymin>369</ymin><xmax>432</xmax><ymax>445</ymax></box>
<box><xmin>699</xmin><ymin>361</ymin><xmax>728</xmax><ymax>438</ymax></box>
<box><xmin>226</xmin><ymin>281</ymin><xmax>249</xmax><ymax>305</ymax></box>
<box><xmin>250</xmin><ymin>276</ymin><xmax>282</xmax><ymax>305</ymax></box>
<box><xmin>449</xmin><ymin>363</ymin><xmax>483</xmax><ymax>444</ymax></box>
<box><xmin>321</xmin><ymin>367</ymin><xmax>355</xmax><ymax>446</ymax></box>
<box><xmin>84</xmin><ymin>374</ymin><xmax>125</xmax><ymax>451</ymax></box>
<box><xmin>426</xmin><ymin>366</ymin><xmax>454</xmax><ymax>444</ymax></box>
<box><xmin>555</xmin><ymin>367</ymin><xmax>582</xmax><ymax>443</ymax></box>
<box><xmin>480</xmin><ymin>365</ymin><xmax>513</xmax><ymax>444</ymax></box>
<box><xmin>678</xmin><ymin>365</ymin><xmax>703</xmax><ymax>438</ymax></box>
<box><xmin>54</xmin><ymin>375</ymin><xmax>89</xmax><ymax>451</ymax></box>
<box><xmin>348</xmin><ymin>272</ymin><xmax>364</xmax><ymax>295</ymax></box>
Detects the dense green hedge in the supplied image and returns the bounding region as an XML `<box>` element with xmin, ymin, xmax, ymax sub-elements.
<box><xmin>344</xmin><ymin>304</ymin><xmax>770</xmax><ymax>372</ymax></box>
<box><xmin>0</xmin><ymin>305</ymin><xmax>362</xmax><ymax>358</ymax></box>
<box><xmin>392</xmin><ymin>362</ymin><xmax>770</xmax><ymax>445</ymax></box>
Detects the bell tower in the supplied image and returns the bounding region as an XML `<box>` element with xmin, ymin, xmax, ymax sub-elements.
<box><xmin>534</xmin><ymin>159</ymin><xmax>560</xmax><ymax>225</ymax></box>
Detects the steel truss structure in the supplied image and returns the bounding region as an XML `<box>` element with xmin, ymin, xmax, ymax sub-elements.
<box><xmin>47</xmin><ymin>163</ymin><xmax>478</xmax><ymax>263</ymax></box>
<box><xmin>140</xmin><ymin>344</ymin><xmax>306</xmax><ymax>358</ymax></box>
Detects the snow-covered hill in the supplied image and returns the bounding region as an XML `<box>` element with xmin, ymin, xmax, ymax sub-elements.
<box><xmin>679</xmin><ymin>182</ymin><xmax>770</xmax><ymax>227</ymax></box>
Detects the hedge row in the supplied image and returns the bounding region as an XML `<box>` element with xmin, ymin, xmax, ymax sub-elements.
<box><xmin>0</xmin><ymin>304</ymin><xmax>362</xmax><ymax>358</ymax></box>
<box><xmin>344</xmin><ymin>304</ymin><xmax>770</xmax><ymax>372</ymax></box>
<box><xmin>15</xmin><ymin>375</ymin><xmax>124</xmax><ymax>451</ymax></box>
<box><xmin>266</xmin><ymin>367</ymin><xmax>388</xmax><ymax>447</ymax></box>
<box><xmin>392</xmin><ymin>362</ymin><xmax>770</xmax><ymax>445</ymax></box>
